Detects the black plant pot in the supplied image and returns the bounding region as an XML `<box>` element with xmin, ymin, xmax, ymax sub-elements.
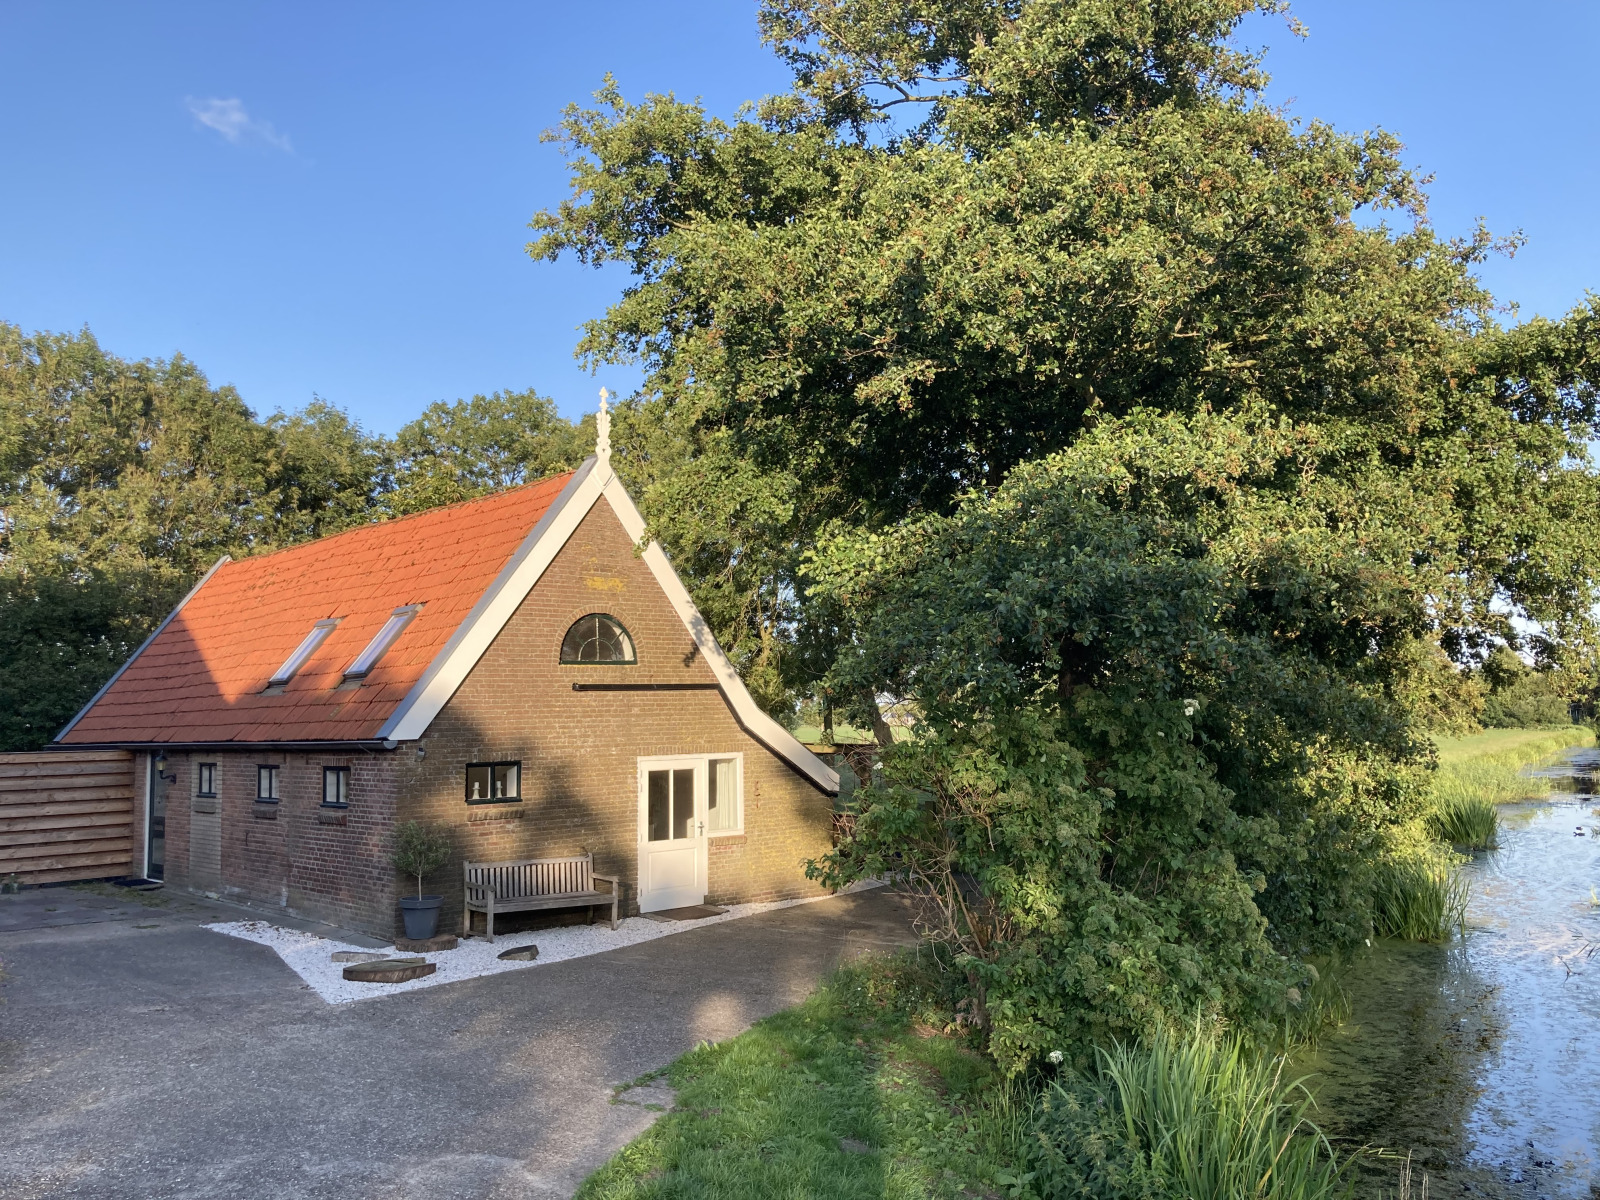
<box><xmin>399</xmin><ymin>895</ymin><xmax>443</xmax><ymax>940</ymax></box>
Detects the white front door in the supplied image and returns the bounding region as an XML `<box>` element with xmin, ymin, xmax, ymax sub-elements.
<box><xmin>637</xmin><ymin>758</ymin><xmax>707</xmax><ymax>912</ymax></box>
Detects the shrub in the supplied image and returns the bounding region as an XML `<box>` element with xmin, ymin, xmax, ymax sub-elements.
<box><xmin>1479</xmin><ymin>648</ymin><xmax>1573</xmax><ymax>728</ymax></box>
<box><xmin>807</xmin><ymin>415</ymin><xmax>1445</xmax><ymax>1070</ymax></box>
<box><xmin>390</xmin><ymin>821</ymin><xmax>452</xmax><ymax>898</ymax></box>
<box><xmin>1483</xmin><ymin>686</ymin><xmax>1571</xmax><ymax>729</ymax></box>
<box><xmin>1031</xmin><ymin>1022</ymin><xmax>1349</xmax><ymax>1200</ymax></box>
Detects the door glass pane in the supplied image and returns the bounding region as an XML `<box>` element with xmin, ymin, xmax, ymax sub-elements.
<box><xmin>672</xmin><ymin>768</ymin><xmax>695</xmax><ymax>839</ymax></box>
<box><xmin>149</xmin><ymin>762</ymin><xmax>166</xmax><ymax>879</ymax></box>
<box><xmin>647</xmin><ymin>770</ymin><xmax>670</xmax><ymax>841</ymax></box>
<box><xmin>707</xmin><ymin>758</ymin><xmax>737</xmax><ymax>831</ymax></box>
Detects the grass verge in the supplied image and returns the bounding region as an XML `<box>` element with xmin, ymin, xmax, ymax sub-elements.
<box><xmin>579</xmin><ymin>956</ymin><xmax>1362</xmax><ymax>1200</ymax></box>
<box><xmin>576</xmin><ymin>956</ymin><xmax>1026</xmax><ymax>1200</ymax></box>
<box><xmin>1426</xmin><ymin>726</ymin><xmax>1592</xmax><ymax>851</ymax></box>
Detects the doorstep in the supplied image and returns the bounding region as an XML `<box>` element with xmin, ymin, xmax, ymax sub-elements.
<box><xmin>642</xmin><ymin>904</ymin><xmax>729</xmax><ymax>923</ymax></box>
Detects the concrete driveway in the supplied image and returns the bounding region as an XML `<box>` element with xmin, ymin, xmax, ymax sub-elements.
<box><xmin>0</xmin><ymin>885</ymin><xmax>918</xmax><ymax>1199</ymax></box>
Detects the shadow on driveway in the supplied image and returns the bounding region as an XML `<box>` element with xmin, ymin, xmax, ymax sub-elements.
<box><xmin>0</xmin><ymin>887</ymin><xmax>918</xmax><ymax>1199</ymax></box>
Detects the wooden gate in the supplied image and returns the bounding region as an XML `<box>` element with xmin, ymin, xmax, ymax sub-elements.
<box><xmin>0</xmin><ymin>750</ymin><xmax>137</xmax><ymax>885</ymax></box>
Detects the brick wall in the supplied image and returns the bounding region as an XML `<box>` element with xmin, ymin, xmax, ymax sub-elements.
<box><xmin>161</xmin><ymin>748</ymin><xmax>403</xmax><ymax>935</ymax></box>
<box><xmin>400</xmin><ymin>495</ymin><xmax>834</xmax><ymax>930</ymax></box>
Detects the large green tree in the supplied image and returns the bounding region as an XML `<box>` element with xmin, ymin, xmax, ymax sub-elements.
<box><xmin>530</xmin><ymin>0</ymin><xmax>1600</xmax><ymax>713</ymax></box>
<box><xmin>386</xmin><ymin>388</ymin><xmax>593</xmax><ymax>516</ymax></box>
<box><xmin>0</xmin><ymin>324</ymin><xmax>599</xmax><ymax>749</ymax></box>
<box><xmin>0</xmin><ymin>324</ymin><xmax>387</xmax><ymax>747</ymax></box>
<box><xmin>529</xmin><ymin>0</ymin><xmax>1600</xmax><ymax>1059</ymax></box>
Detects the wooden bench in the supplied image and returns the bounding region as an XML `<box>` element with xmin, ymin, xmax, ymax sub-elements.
<box><xmin>463</xmin><ymin>854</ymin><xmax>619</xmax><ymax>942</ymax></box>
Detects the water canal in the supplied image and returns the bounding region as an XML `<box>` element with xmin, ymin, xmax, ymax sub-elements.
<box><xmin>1303</xmin><ymin>746</ymin><xmax>1600</xmax><ymax>1198</ymax></box>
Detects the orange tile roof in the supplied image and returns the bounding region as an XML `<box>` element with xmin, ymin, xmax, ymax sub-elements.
<box><xmin>60</xmin><ymin>473</ymin><xmax>575</xmax><ymax>744</ymax></box>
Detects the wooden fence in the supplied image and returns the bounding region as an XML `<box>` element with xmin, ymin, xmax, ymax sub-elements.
<box><xmin>0</xmin><ymin>750</ymin><xmax>137</xmax><ymax>885</ymax></box>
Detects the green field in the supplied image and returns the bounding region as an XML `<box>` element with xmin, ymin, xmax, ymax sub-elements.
<box><xmin>1432</xmin><ymin>726</ymin><xmax>1593</xmax><ymax>768</ymax></box>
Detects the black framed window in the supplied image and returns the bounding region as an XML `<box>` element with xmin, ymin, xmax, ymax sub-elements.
<box><xmin>197</xmin><ymin>763</ymin><xmax>217</xmax><ymax>797</ymax></box>
<box><xmin>559</xmin><ymin>614</ymin><xmax>636</xmax><ymax>664</ymax></box>
<box><xmin>322</xmin><ymin>766</ymin><xmax>350</xmax><ymax>808</ymax></box>
<box><xmin>257</xmin><ymin>765</ymin><xmax>280</xmax><ymax>802</ymax></box>
<box><xmin>465</xmin><ymin>761</ymin><xmax>520</xmax><ymax>804</ymax></box>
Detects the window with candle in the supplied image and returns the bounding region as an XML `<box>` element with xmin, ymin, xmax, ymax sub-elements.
<box><xmin>465</xmin><ymin>761</ymin><xmax>521</xmax><ymax>804</ymax></box>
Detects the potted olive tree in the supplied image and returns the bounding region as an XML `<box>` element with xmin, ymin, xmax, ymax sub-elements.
<box><xmin>391</xmin><ymin>821</ymin><xmax>452</xmax><ymax>940</ymax></box>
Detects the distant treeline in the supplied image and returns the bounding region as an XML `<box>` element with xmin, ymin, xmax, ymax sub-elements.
<box><xmin>0</xmin><ymin>322</ymin><xmax>595</xmax><ymax>749</ymax></box>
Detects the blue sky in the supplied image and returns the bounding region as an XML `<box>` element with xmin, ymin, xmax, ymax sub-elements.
<box><xmin>2</xmin><ymin>1</ymin><xmax>1595</xmax><ymax>433</ymax></box>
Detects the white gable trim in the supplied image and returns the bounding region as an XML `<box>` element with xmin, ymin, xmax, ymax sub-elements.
<box><xmin>55</xmin><ymin>554</ymin><xmax>234</xmax><ymax>742</ymax></box>
<box><xmin>599</xmin><ymin>472</ymin><xmax>840</xmax><ymax>795</ymax></box>
<box><xmin>379</xmin><ymin>458</ymin><xmax>600</xmax><ymax>742</ymax></box>
<box><xmin>380</xmin><ymin>458</ymin><xmax>840</xmax><ymax>795</ymax></box>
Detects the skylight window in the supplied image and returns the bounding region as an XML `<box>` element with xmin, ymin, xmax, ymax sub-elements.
<box><xmin>343</xmin><ymin>605</ymin><xmax>422</xmax><ymax>680</ymax></box>
<box><xmin>269</xmin><ymin>619</ymin><xmax>340</xmax><ymax>686</ymax></box>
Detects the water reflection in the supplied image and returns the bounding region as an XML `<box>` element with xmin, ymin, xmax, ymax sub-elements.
<box><xmin>1303</xmin><ymin>747</ymin><xmax>1600</xmax><ymax>1198</ymax></box>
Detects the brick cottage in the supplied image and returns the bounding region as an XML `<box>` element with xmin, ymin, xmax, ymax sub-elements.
<box><xmin>53</xmin><ymin>406</ymin><xmax>839</xmax><ymax>937</ymax></box>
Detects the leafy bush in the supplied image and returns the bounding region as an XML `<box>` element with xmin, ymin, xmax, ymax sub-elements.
<box><xmin>807</xmin><ymin>413</ymin><xmax>1435</xmax><ymax>1069</ymax></box>
<box><xmin>1482</xmin><ymin>684</ymin><xmax>1571</xmax><ymax>729</ymax></box>
<box><xmin>1479</xmin><ymin>647</ymin><xmax>1574</xmax><ymax>728</ymax></box>
<box><xmin>390</xmin><ymin>821</ymin><xmax>452</xmax><ymax>898</ymax></box>
<box><xmin>1031</xmin><ymin>1023</ymin><xmax>1348</xmax><ymax>1200</ymax></box>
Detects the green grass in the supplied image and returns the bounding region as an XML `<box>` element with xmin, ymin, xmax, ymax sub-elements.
<box><xmin>1424</xmin><ymin>726</ymin><xmax>1592</xmax><ymax>852</ymax></box>
<box><xmin>1427</xmin><ymin>793</ymin><xmax>1500</xmax><ymax>850</ymax></box>
<box><xmin>576</xmin><ymin>958</ymin><xmax>1026</xmax><ymax>1200</ymax></box>
<box><xmin>1033</xmin><ymin>1022</ymin><xmax>1349</xmax><ymax>1200</ymax></box>
<box><xmin>1431</xmin><ymin>725</ymin><xmax>1592</xmax><ymax>769</ymax></box>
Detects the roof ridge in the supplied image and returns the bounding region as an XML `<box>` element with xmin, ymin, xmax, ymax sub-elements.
<box><xmin>229</xmin><ymin>469</ymin><xmax>580</xmax><ymax>568</ymax></box>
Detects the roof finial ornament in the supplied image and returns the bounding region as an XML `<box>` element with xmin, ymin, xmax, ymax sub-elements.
<box><xmin>596</xmin><ymin>387</ymin><xmax>612</xmax><ymax>466</ymax></box>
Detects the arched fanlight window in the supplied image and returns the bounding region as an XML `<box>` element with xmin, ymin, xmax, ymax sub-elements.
<box><xmin>560</xmin><ymin>614</ymin><xmax>636</xmax><ymax>664</ymax></box>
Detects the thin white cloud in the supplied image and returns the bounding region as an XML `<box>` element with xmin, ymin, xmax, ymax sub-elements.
<box><xmin>186</xmin><ymin>97</ymin><xmax>292</xmax><ymax>152</ymax></box>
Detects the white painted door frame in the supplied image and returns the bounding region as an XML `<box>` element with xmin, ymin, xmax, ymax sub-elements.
<box><xmin>636</xmin><ymin>756</ymin><xmax>708</xmax><ymax>912</ymax></box>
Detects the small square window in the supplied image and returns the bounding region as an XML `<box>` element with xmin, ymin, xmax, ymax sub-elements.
<box><xmin>465</xmin><ymin>761</ymin><xmax>520</xmax><ymax>804</ymax></box>
<box><xmin>197</xmin><ymin>763</ymin><xmax>217</xmax><ymax>798</ymax></box>
<box><xmin>322</xmin><ymin>766</ymin><xmax>350</xmax><ymax>808</ymax></box>
<box><xmin>257</xmin><ymin>765</ymin><xmax>280</xmax><ymax>802</ymax></box>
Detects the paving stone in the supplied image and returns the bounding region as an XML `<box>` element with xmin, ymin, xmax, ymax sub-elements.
<box><xmin>341</xmin><ymin>957</ymin><xmax>435</xmax><ymax>983</ymax></box>
<box><xmin>395</xmin><ymin>934</ymin><xmax>458</xmax><ymax>952</ymax></box>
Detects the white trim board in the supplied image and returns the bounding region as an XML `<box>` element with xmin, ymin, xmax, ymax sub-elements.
<box><xmin>602</xmin><ymin>473</ymin><xmax>840</xmax><ymax>794</ymax></box>
<box><xmin>379</xmin><ymin>459</ymin><xmax>599</xmax><ymax>742</ymax></box>
<box><xmin>384</xmin><ymin>457</ymin><xmax>841</xmax><ymax>795</ymax></box>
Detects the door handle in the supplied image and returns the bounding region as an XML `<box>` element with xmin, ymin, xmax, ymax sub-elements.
<box><xmin>698</xmin><ymin>821</ymin><xmax>704</xmax><ymax>837</ymax></box>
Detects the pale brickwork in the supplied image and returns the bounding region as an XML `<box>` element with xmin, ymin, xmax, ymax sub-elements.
<box><xmin>402</xmin><ymin>496</ymin><xmax>834</xmax><ymax>933</ymax></box>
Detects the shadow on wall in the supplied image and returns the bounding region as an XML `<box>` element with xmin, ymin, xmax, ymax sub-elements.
<box><xmin>114</xmin><ymin>610</ymin><xmax>828</xmax><ymax>941</ymax></box>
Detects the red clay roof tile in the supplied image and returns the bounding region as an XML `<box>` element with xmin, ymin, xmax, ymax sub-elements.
<box><xmin>59</xmin><ymin>473</ymin><xmax>574</xmax><ymax>745</ymax></box>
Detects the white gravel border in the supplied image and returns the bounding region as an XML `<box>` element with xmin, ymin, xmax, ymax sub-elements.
<box><xmin>206</xmin><ymin>881</ymin><xmax>882</xmax><ymax>1005</ymax></box>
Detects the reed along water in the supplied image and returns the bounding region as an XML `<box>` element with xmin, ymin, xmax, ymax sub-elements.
<box><xmin>1299</xmin><ymin>745</ymin><xmax>1600</xmax><ymax>1198</ymax></box>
